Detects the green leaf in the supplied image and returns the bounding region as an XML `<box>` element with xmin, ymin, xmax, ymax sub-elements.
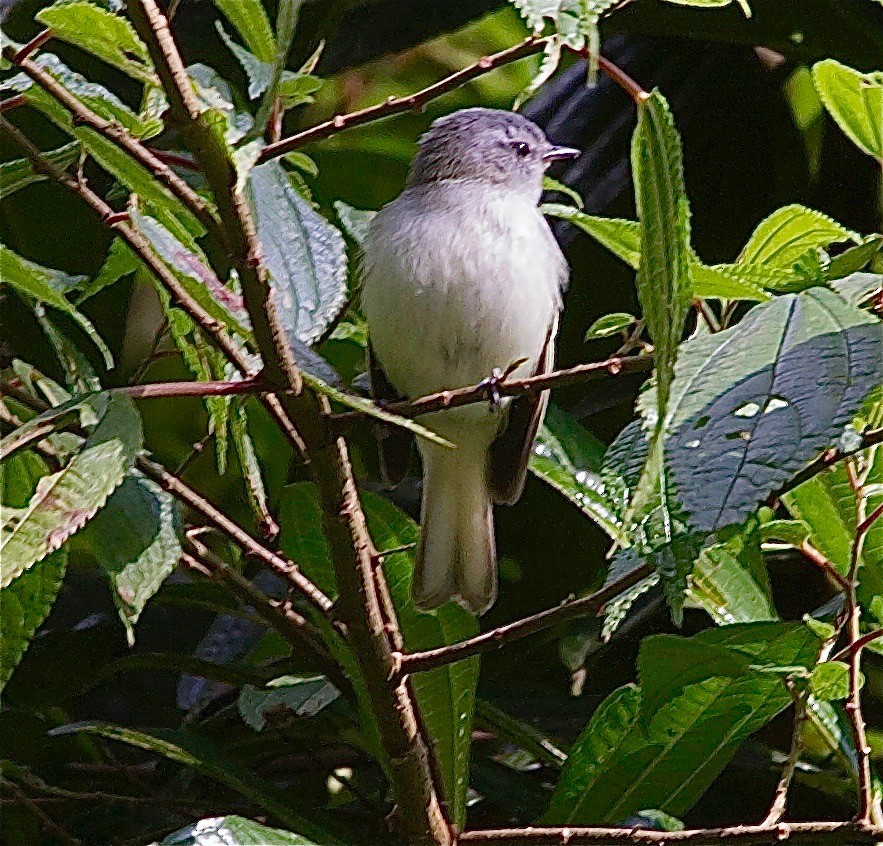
<box><xmin>738</xmin><ymin>204</ymin><xmax>859</xmax><ymax>267</ymax></box>
<box><xmin>1</xmin><ymin>248</ymin><xmax>113</xmax><ymax>368</ymax></box>
<box><xmin>631</xmin><ymin>89</ymin><xmax>693</xmax><ymax>421</ymax></box>
<box><xmin>826</xmin><ymin>236</ymin><xmax>883</xmax><ymax>281</ymax></box>
<box><xmin>79</xmin><ymin>239</ymin><xmax>140</xmax><ymax>302</ymax></box>
<box><xmin>543</xmin><ymin>175</ymin><xmax>584</xmax><ymax>208</ymax></box>
<box><xmin>50</xmin><ymin>722</ymin><xmax>338</xmax><ymax>843</ymax></box>
<box><xmin>238</xmin><ymin>674</ymin><xmax>339</xmax><ymax>730</ymax></box>
<box><xmin>333</xmin><ymin>201</ymin><xmax>375</xmax><ymax>248</ymax></box>
<box><xmin>300</xmin><ymin>370</ymin><xmax>453</xmax><ymax>448</ymax></box>
<box><xmin>35</xmin><ymin>306</ymin><xmax>102</xmax><ymax>394</ymax></box>
<box><xmin>759</xmin><ymin>518</ymin><xmax>811</xmax><ymax>547</ymax></box>
<box><xmin>74</xmin><ymin>473</ymin><xmax>182</xmax><ymax>646</ymax></box>
<box><xmin>0</xmin><ymin>142</ymin><xmax>79</xmax><ymax>197</ymax></box>
<box><xmin>831</xmin><ymin>272</ymin><xmax>883</xmax><ymax>307</ymax></box>
<box><xmin>3</xmin><ymin>54</ymin><xmax>162</xmax><ymax>139</ymax></box>
<box><xmin>278</xmin><ymin>484</ymin><xmax>479</xmax><ymax>828</ymax></box>
<box><xmin>585</xmin><ymin>312</ymin><xmax>635</xmax><ymax>339</ymax></box>
<box><xmin>544</xmin><ymin>622</ymin><xmax>820</xmax><ymax>824</ymax></box>
<box><xmin>530</xmin><ymin>405</ymin><xmax>627</xmax><ymax>542</ymax></box>
<box><xmin>688</xmin><ymin>262</ymin><xmax>772</xmax><ymax>300</ymax></box>
<box><xmin>158</xmin><ymin>816</ymin><xmax>321</xmax><ymax>846</ymax></box>
<box><xmin>231</xmin><ymin>400</ymin><xmax>275</xmax><ymax>534</ymax></box>
<box><xmin>810</xmin><ymin>661</ymin><xmax>857</xmax><ymax>701</ymax></box>
<box><xmin>663</xmin><ymin>288</ymin><xmax>882</xmax><ymax>532</ymax></box>
<box><xmin>812</xmin><ymin>60</ymin><xmax>883</xmax><ymax>159</ymax></box>
<box><xmin>216</xmin><ymin>22</ymin><xmax>272</xmax><ymax>99</ymax></box>
<box><xmin>212</xmin><ymin>0</ymin><xmax>276</xmax><ymax>62</ymax></box>
<box><xmin>661</xmin><ymin>0</ymin><xmax>751</xmax><ymax>14</ymax></box>
<box><xmin>542</xmin><ymin>205</ymin><xmax>640</xmax><ymax>268</ymax></box>
<box><xmin>253</xmin><ymin>0</ymin><xmax>304</xmax><ymax>134</ymax></box>
<box><xmin>0</xmin><ymin>394</ymin><xmax>142</xmax><ymax>588</ymax></box>
<box><xmin>36</xmin><ymin>1</ymin><xmax>158</xmax><ymax>85</ymax></box>
<box><xmin>0</xmin><ymin>452</ymin><xmax>67</xmax><ymax>691</ymax></box>
<box><xmin>247</xmin><ymin>161</ymin><xmax>347</xmax><ymax>345</ymax></box>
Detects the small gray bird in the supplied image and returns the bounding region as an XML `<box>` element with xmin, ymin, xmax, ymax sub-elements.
<box><xmin>361</xmin><ymin>108</ymin><xmax>578</xmax><ymax>614</ymax></box>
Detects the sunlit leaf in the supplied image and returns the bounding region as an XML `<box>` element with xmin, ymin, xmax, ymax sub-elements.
<box><xmin>812</xmin><ymin>59</ymin><xmax>883</xmax><ymax>159</ymax></box>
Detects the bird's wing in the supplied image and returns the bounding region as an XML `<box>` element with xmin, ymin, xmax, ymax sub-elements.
<box><xmin>369</xmin><ymin>343</ymin><xmax>414</xmax><ymax>486</ymax></box>
<box><xmin>488</xmin><ymin>317</ymin><xmax>557</xmax><ymax>505</ymax></box>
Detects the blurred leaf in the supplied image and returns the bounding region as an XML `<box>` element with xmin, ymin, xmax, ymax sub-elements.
<box><xmin>36</xmin><ymin>1</ymin><xmax>158</xmax><ymax>85</ymax></box>
<box><xmin>543</xmin><ymin>175</ymin><xmax>584</xmax><ymax>208</ymax></box>
<box><xmin>247</xmin><ymin>161</ymin><xmax>347</xmax><ymax>345</ymax></box>
<box><xmin>238</xmin><ymin>674</ymin><xmax>339</xmax><ymax>730</ymax></box>
<box><xmin>1</xmin><ymin>394</ymin><xmax>142</xmax><ymax>588</ymax></box>
<box><xmin>0</xmin><ymin>452</ymin><xmax>67</xmax><ymax>691</ymax></box>
<box><xmin>530</xmin><ymin>404</ymin><xmax>626</xmax><ymax>542</ymax></box>
<box><xmin>661</xmin><ymin>0</ymin><xmax>750</xmax><ymax>14</ymax></box>
<box><xmin>585</xmin><ymin>312</ymin><xmax>635</xmax><ymax>339</ymax></box>
<box><xmin>231</xmin><ymin>399</ymin><xmax>276</xmax><ymax>536</ymax></box>
<box><xmin>0</xmin><ymin>143</ymin><xmax>79</xmax><ymax>197</ymax></box>
<box><xmin>75</xmin><ymin>473</ymin><xmax>182</xmax><ymax>646</ymax></box>
<box><xmin>158</xmin><ymin>816</ymin><xmax>320</xmax><ymax>845</ymax></box>
<box><xmin>632</xmin><ymin>89</ymin><xmax>692</xmax><ymax>422</ymax></box>
<box><xmin>212</xmin><ymin>0</ymin><xmax>276</xmax><ymax>62</ymax></box>
<box><xmin>544</xmin><ymin>622</ymin><xmax>820</xmax><ymax>824</ymax></box>
<box><xmin>1</xmin><ymin>248</ymin><xmax>113</xmax><ymax>368</ymax></box>
<box><xmin>50</xmin><ymin>722</ymin><xmax>338</xmax><ymax>842</ymax></box>
<box><xmin>812</xmin><ymin>60</ymin><xmax>883</xmax><ymax>159</ymax></box>
<box><xmin>738</xmin><ymin>204</ymin><xmax>859</xmax><ymax>266</ymax></box>
<box><xmin>3</xmin><ymin>54</ymin><xmax>162</xmax><ymax>138</ymax></box>
<box><xmin>663</xmin><ymin>288</ymin><xmax>882</xmax><ymax>533</ymax></box>
<box><xmin>34</xmin><ymin>306</ymin><xmax>102</xmax><ymax>394</ymax></box>
<box><xmin>810</xmin><ymin>661</ymin><xmax>856</xmax><ymax>701</ymax></box>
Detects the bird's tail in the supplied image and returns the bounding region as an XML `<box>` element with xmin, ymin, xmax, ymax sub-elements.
<box><xmin>413</xmin><ymin>440</ymin><xmax>496</xmax><ymax>615</ymax></box>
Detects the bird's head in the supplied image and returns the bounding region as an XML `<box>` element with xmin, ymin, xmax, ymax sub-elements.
<box><xmin>407</xmin><ymin>107</ymin><xmax>579</xmax><ymax>196</ymax></box>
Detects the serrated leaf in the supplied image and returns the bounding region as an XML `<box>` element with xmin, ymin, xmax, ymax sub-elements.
<box><xmin>36</xmin><ymin>1</ymin><xmax>157</xmax><ymax>85</ymax></box>
<box><xmin>35</xmin><ymin>306</ymin><xmax>102</xmax><ymax>394</ymax></box>
<box><xmin>544</xmin><ymin>622</ymin><xmax>819</xmax><ymax>824</ymax></box>
<box><xmin>216</xmin><ymin>22</ymin><xmax>272</xmax><ymax>99</ymax></box>
<box><xmin>632</xmin><ymin>89</ymin><xmax>692</xmax><ymax>421</ymax></box>
<box><xmin>212</xmin><ymin>0</ymin><xmax>276</xmax><ymax>62</ymax></box>
<box><xmin>1</xmin><ymin>247</ymin><xmax>113</xmax><ymax>368</ymax></box>
<box><xmin>158</xmin><ymin>816</ymin><xmax>320</xmax><ymax>846</ymax></box>
<box><xmin>530</xmin><ymin>405</ymin><xmax>626</xmax><ymax>542</ymax></box>
<box><xmin>759</xmin><ymin>518</ymin><xmax>811</xmax><ymax>547</ymax></box>
<box><xmin>661</xmin><ymin>0</ymin><xmax>752</xmax><ymax>14</ymax></box>
<box><xmin>812</xmin><ymin>60</ymin><xmax>883</xmax><ymax>159</ymax></box>
<box><xmin>0</xmin><ymin>142</ymin><xmax>79</xmax><ymax>197</ymax></box>
<box><xmin>50</xmin><ymin>722</ymin><xmax>337</xmax><ymax>842</ymax></box>
<box><xmin>247</xmin><ymin>161</ymin><xmax>347</xmax><ymax>345</ymax></box>
<box><xmin>689</xmin><ymin>262</ymin><xmax>772</xmax><ymax>300</ymax></box>
<box><xmin>810</xmin><ymin>661</ymin><xmax>856</xmax><ymax>701</ymax></box>
<box><xmin>827</xmin><ymin>236</ymin><xmax>883</xmax><ymax>281</ymax></box>
<box><xmin>75</xmin><ymin>473</ymin><xmax>181</xmax><ymax>646</ymax></box>
<box><xmin>542</xmin><ymin>204</ymin><xmax>640</xmax><ymax>268</ymax></box>
<box><xmin>333</xmin><ymin>201</ymin><xmax>375</xmax><ymax>248</ymax></box>
<box><xmin>278</xmin><ymin>484</ymin><xmax>479</xmax><ymax>828</ymax></box>
<box><xmin>1</xmin><ymin>394</ymin><xmax>142</xmax><ymax>588</ymax></box>
<box><xmin>2</xmin><ymin>54</ymin><xmax>162</xmax><ymax>139</ymax></box>
<box><xmin>739</xmin><ymin>204</ymin><xmax>859</xmax><ymax>267</ymax></box>
<box><xmin>0</xmin><ymin>452</ymin><xmax>67</xmax><ymax>691</ymax></box>
<box><xmin>663</xmin><ymin>288</ymin><xmax>882</xmax><ymax>533</ymax></box>
<box><xmin>238</xmin><ymin>674</ymin><xmax>339</xmax><ymax>730</ymax></box>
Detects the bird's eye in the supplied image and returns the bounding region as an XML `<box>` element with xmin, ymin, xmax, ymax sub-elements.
<box><xmin>512</xmin><ymin>141</ymin><xmax>531</xmax><ymax>157</ymax></box>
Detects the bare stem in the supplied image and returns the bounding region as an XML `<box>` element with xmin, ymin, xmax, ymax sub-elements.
<box><xmin>118</xmin><ymin>377</ymin><xmax>265</xmax><ymax>400</ymax></box>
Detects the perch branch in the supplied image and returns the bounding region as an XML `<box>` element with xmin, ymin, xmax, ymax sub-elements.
<box><xmin>331</xmin><ymin>353</ymin><xmax>654</xmax><ymax>428</ymax></box>
<box><xmin>457</xmin><ymin>821</ymin><xmax>882</xmax><ymax>845</ymax></box>
<box><xmin>0</xmin><ymin>44</ymin><xmax>222</xmax><ymax>240</ymax></box>
<box><xmin>128</xmin><ymin>2</ymin><xmax>452</xmax><ymax>840</ymax></box>
<box><xmin>398</xmin><ymin>563</ymin><xmax>652</xmax><ymax>674</ymax></box>
<box><xmin>117</xmin><ymin>377</ymin><xmax>265</xmax><ymax>400</ymax></box>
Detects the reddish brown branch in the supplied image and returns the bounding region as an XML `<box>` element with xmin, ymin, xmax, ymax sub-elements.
<box><xmin>399</xmin><ymin>564</ymin><xmax>652</xmax><ymax>675</ymax></box>
<box><xmin>118</xmin><ymin>377</ymin><xmax>265</xmax><ymax>400</ymax></box>
<box><xmin>798</xmin><ymin>542</ymin><xmax>851</xmax><ymax>591</ymax></box>
<box><xmin>331</xmin><ymin>353</ymin><xmax>654</xmax><ymax>427</ymax></box>
<box><xmin>14</xmin><ymin>28</ymin><xmax>53</xmax><ymax>62</ymax></box>
<box><xmin>457</xmin><ymin>821</ymin><xmax>881</xmax><ymax>845</ymax></box>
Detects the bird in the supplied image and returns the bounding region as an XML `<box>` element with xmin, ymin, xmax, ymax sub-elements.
<box><xmin>361</xmin><ymin>107</ymin><xmax>577</xmax><ymax>614</ymax></box>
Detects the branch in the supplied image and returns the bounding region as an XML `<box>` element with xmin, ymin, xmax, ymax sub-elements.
<box><xmin>0</xmin><ymin>44</ymin><xmax>222</xmax><ymax>240</ymax></box>
<box><xmin>398</xmin><ymin>563</ymin><xmax>652</xmax><ymax>675</ymax></box>
<box><xmin>117</xmin><ymin>377</ymin><xmax>265</xmax><ymax>400</ymax></box>
<box><xmin>331</xmin><ymin>354</ymin><xmax>654</xmax><ymax>427</ymax></box>
<box><xmin>128</xmin><ymin>3</ymin><xmax>452</xmax><ymax>840</ymax></box>
<box><xmin>457</xmin><ymin>821</ymin><xmax>882</xmax><ymax>845</ymax></box>
<box><xmin>257</xmin><ymin>37</ymin><xmax>546</xmax><ymax>163</ymax></box>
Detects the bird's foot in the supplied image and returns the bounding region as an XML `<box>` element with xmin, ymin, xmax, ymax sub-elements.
<box><xmin>478</xmin><ymin>368</ymin><xmax>505</xmax><ymax>410</ymax></box>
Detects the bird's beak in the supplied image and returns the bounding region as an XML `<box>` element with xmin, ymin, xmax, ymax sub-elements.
<box><xmin>542</xmin><ymin>145</ymin><xmax>581</xmax><ymax>163</ymax></box>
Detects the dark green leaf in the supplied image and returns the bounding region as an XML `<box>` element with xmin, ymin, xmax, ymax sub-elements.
<box><xmin>809</xmin><ymin>661</ymin><xmax>856</xmax><ymax>701</ymax></box>
<box><xmin>663</xmin><ymin>288</ymin><xmax>882</xmax><ymax>532</ymax></box>
<box><xmin>253</xmin><ymin>0</ymin><xmax>303</xmax><ymax>134</ymax></box>
<box><xmin>159</xmin><ymin>816</ymin><xmax>321</xmax><ymax>846</ymax></box>
<box><xmin>238</xmin><ymin>674</ymin><xmax>340</xmax><ymax>730</ymax></box>
<box><xmin>1</xmin><ymin>247</ymin><xmax>113</xmax><ymax>367</ymax></box>
<box><xmin>231</xmin><ymin>400</ymin><xmax>275</xmax><ymax>534</ymax></box>
<box><xmin>212</xmin><ymin>0</ymin><xmax>276</xmax><ymax>62</ymax></box>
<box><xmin>0</xmin><ymin>142</ymin><xmax>79</xmax><ymax>197</ymax></box>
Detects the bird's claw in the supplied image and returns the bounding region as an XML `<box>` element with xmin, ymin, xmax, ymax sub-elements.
<box><xmin>478</xmin><ymin>368</ymin><xmax>505</xmax><ymax>410</ymax></box>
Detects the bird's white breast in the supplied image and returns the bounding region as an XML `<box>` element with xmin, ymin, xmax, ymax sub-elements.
<box><xmin>361</xmin><ymin>181</ymin><xmax>565</xmax><ymax>408</ymax></box>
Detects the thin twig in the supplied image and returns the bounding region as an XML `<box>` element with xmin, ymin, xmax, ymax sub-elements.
<box><xmin>1</xmin><ymin>780</ymin><xmax>81</xmax><ymax>846</ymax></box>
<box><xmin>799</xmin><ymin>542</ymin><xmax>851</xmax><ymax>591</ymax></box>
<box><xmin>398</xmin><ymin>564</ymin><xmax>652</xmax><ymax>674</ymax></box>
<box><xmin>13</xmin><ymin>28</ymin><xmax>53</xmax><ymax>62</ymax></box>
<box><xmin>456</xmin><ymin>821</ymin><xmax>882</xmax><ymax>845</ymax></box>
<box><xmin>0</xmin><ymin>46</ymin><xmax>222</xmax><ymax>240</ymax></box>
<box><xmin>331</xmin><ymin>353</ymin><xmax>654</xmax><ymax>427</ymax></box>
<box><xmin>118</xmin><ymin>377</ymin><xmax>265</xmax><ymax>400</ymax></box>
